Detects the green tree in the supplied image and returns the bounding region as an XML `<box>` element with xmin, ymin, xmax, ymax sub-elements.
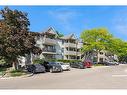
<box><xmin>80</xmin><ymin>28</ymin><xmax>113</xmax><ymax>60</ymax></box>
<box><xmin>0</xmin><ymin>7</ymin><xmax>42</xmax><ymax>70</ymax></box>
<box><xmin>111</xmin><ymin>39</ymin><xmax>127</xmax><ymax>62</ymax></box>
<box><xmin>81</xmin><ymin>28</ymin><xmax>127</xmax><ymax>63</ymax></box>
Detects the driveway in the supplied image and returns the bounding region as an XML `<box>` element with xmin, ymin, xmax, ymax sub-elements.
<box><xmin>0</xmin><ymin>64</ymin><xmax>127</xmax><ymax>89</ymax></box>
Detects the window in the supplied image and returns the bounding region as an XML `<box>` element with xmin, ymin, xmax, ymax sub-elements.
<box><xmin>100</xmin><ymin>52</ymin><xmax>103</xmax><ymax>55</ymax></box>
<box><xmin>62</xmin><ymin>40</ymin><xmax>64</xmax><ymax>44</ymax></box>
<box><xmin>61</xmin><ymin>48</ymin><xmax>64</xmax><ymax>53</ymax></box>
<box><xmin>99</xmin><ymin>58</ymin><xmax>103</xmax><ymax>62</ymax></box>
<box><xmin>93</xmin><ymin>57</ymin><xmax>97</xmax><ymax>62</ymax></box>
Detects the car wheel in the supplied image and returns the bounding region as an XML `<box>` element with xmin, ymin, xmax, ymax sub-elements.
<box><xmin>32</xmin><ymin>70</ymin><xmax>36</xmax><ymax>74</ymax></box>
<box><xmin>60</xmin><ymin>69</ymin><xmax>63</xmax><ymax>72</ymax></box>
<box><xmin>68</xmin><ymin>68</ymin><xmax>71</xmax><ymax>71</ymax></box>
<box><xmin>78</xmin><ymin>66</ymin><xmax>82</xmax><ymax>69</ymax></box>
<box><xmin>50</xmin><ymin>68</ymin><xmax>53</xmax><ymax>73</ymax></box>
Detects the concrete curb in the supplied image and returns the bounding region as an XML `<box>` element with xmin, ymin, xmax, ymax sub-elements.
<box><xmin>0</xmin><ymin>73</ymin><xmax>33</xmax><ymax>79</ymax></box>
<box><xmin>92</xmin><ymin>65</ymin><xmax>109</xmax><ymax>68</ymax></box>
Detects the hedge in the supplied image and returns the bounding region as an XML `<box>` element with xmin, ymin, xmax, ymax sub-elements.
<box><xmin>33</xmin><ymin>58</ymin><xmax>82</xmax><ymax>64</ymax></box>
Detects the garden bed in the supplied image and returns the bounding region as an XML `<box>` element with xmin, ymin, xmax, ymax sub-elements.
<box><xmin>0</xmin><ymin>67</ymin><xmax>7</xmax><ymax>76</ymax></box>
<box><xmin>9</xmin><ymin>70</ymin><xmax>27</xmax><ymax>77</ymax></box>
<box><xmin>93</xmin><ymin>64</ymin><xmax>105</xmax><ymax>66</ymax></box>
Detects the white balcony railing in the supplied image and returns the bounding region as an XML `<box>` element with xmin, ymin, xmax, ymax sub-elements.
<box><xmin>64</xmin><ymin>43</ymin><xmax>77</xmax><ymax>48</ymax></box>
<box><xmin>43</xmin><ymin>48</ymin><xmax>56</xmax><ymax>52</ymax></box>
<box><xmin>43</xmin><ymin>38</ymin><xmax>57</xmax><ymax>45</ymax></box>
<box><xmin>64</xmin><ymin>51</ymin><xmax>77</xmax><ymax>55</ymax></box>
<box><xmin>64</xmin><ymin>50</ymin><xmax>82</xmax><ymax>56</ymax></box>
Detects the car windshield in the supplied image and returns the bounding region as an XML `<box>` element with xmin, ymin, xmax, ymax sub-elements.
<box><xmin>49</xmin><ymin>62</ymin><xmax>57</xmax><ymax>65</ymax></box>
<box><xmin>34</xmin><ymin>64</ymin><xmax>42</xmax><ymax>67</ymax></box>
<box><xmin>78</xmin><ymin>62</ymin><xmax>82</xmax><ymax>64</ymax></box>
<box><xmin>59</xmin><ymin>63</ymin><xmax>64</xmax><ymax>65</ymax></box>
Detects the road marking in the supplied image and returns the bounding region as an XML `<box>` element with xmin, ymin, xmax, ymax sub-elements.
<box><xmin>112</xmin><ymin>75</ymin><xmax>127</xmax><ymax>77</ymax></box>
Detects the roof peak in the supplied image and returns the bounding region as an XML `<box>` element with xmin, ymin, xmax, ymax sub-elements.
<box><xmin>61</xmin><ymin>33</ymin><xmax>77</xmax><ymax>40</ymax></box>
<box><xmin>42</xmin><ymin>27</ymin><xmax>58</xmax><ymax>36</ymax></box>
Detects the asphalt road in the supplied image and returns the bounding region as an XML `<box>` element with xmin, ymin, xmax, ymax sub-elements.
<box><xmin>0</xmin><ymin>64</ymin><xmax>127</xmax><ymax>89</ymax></box>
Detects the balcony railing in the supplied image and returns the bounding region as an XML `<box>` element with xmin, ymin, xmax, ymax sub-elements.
<box><xmin>42</xmin><ymin>48</ymin><xmax>56</xmax><ymax>52</ymax></box>
<box><xmin>64</xmin><ymin>43</ymin><xmax>77</xmax><ymax>48</ymax></box>
<box><xmin>43</xmin><ymin>38</ymin><xmax>57</xmax><ymax>45</ymax></box>
<box><xmin>64</xmin><ymin>51</ymin><xmax>77</xmax><ymax>55</ymax></box>
<box><xmin>64</xmin><ymin>50</ymin><xmax>81</xmax><ymax>55</ymax></box>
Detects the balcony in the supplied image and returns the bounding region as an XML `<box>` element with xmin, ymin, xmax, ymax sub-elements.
<box><xmin>64</xmin><ymin>51</ymin><xmax>77</xmax><ymax>55</ymax></box>
<box><xmin>43</xmin><ymin>38</ymin><xmax>57</xmax><ymax>45</ymax></box>
<box><xmin>77</xmin><ymin>43</ymin><xmax>83</xmax><ymax>48</ymax></box>
<box><xmin>64</xmin><ymin>43</ymin><xmax>77</xmax><ymax>48</ymax></box>
<box><xmin>77</xmin><ymin>52</ymin><xmax>82</xmax><ymax>56</ymax></box>
<box><xmin>42</xmin><ymin>48</ymin><xmax>57</xmax><ymax>54</ymax></box>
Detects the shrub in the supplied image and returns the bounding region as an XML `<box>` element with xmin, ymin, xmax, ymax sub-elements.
<box><xmin>0</xmin><ymin>67</ymin><xmax>7</xmax><ymax>76</ymax></box>
<box><xmin>33</xmin><ymin>58</ymin><xmax>82</xmax><ymax>64</ymax></box>
<box><xmin>10</xmin><ymin>70</ymin><xmax>26</xmax><ymax>77</ymax></box>
<box><xmin>33</xmin><ymin>58</ymin><xmax>45</xmax><ymax>64</ymax></box>
<box><xmin>93</xmin><ymin>64</ymin><xmax>104</xmax><ymax>66</ymax></box>
<box><xmin>46</xmin><ymin>59</ymin><xmax>57</xmax><ymax>62</ymax></box>
<box><xmin>57</xmin><ymin>59</ymin><xmax>82</xmax><ymax>63</ymax></box>
<box><xmin>0</xmin><ymin>59</ymin><xmax>6</xmax><ymax>65</ymax></box>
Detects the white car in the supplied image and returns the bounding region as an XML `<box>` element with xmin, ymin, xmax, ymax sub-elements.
<box><xmin>57</xmin><ymin>62</ymin><xmax>71</xmax><ymax>71</ymax></box>
<box><xmin>107</xmin><ymin>61</ymin><xmax>119</xmax><ymax>65</ymax></box>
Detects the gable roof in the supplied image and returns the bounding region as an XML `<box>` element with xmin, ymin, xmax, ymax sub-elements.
<box><xmin>42</xmin><ymin>27</ymin><xmax>58</xmax><ymax>36</ymax></box>
<box><xmin>60</xmin><ymin>34</ymin><xmax>77</xmax><ymax>40</ymax></box>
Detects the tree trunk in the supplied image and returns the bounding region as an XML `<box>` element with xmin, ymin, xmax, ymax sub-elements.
<box><xmin>30</xmin><ymin>52</ymin><xmax>33</xmax><ymax>64</ymax></box>
<box><xmin>97</xmin><ymin>50</ymin><xmax>99</xmax><ymax>63</ymax></box>
<box><xmin>12</xmin><ymin>60</ymin><xmax>19</xmax><ymax>70</ymax></box>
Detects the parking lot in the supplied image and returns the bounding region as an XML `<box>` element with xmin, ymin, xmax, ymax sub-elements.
<box><xmin>0</xmin><ymin>64</ymin><xmax>127</xmax><ymax>89</ymax></box>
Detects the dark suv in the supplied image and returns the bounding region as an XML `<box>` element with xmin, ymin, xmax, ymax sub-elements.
<box><xmin>70</xmin><ymin>62</ymin><xmax>85</xmax><ymax>69</ymax></box>
<box><xmin>42</xmin><ymin>61</ymin><xmax>63</xmax><ymax>73</ymax></box>
<box><xmin>27</xmin><ymin>64</ymin><xmax>46</xmax><ymax>74</ymax></box>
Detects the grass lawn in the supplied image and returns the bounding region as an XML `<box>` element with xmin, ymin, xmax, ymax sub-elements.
<box><xmin>10</xmin><ymin>70</ymin><xmax>27</xmax><ymax>77</ymax></box>
<box><xmin>0</xmin><ymin>67</ymin><xmax>7</xmax><ymax>76</ymax></box>
<box><xmin>93</xmin><ymin>64</ymin><xmax>105</xmax><ymax>66</ymax></box>
<box><xmin>0</xmin><ymin>67</ymin><xmax>27</xmax><ymax>77</ymax></box>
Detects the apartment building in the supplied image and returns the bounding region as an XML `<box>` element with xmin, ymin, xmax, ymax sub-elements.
<box><xmin>87</xmin><ymin>50</ymin><xmax>119</xmax><ymax>63</ymax></box>
<box><xmin>60</xmin><ymin>34</ymin><xmax>83</xmax><ymax>60</ymax></box>
<box><xmin>18</xmin><ymin>27</ymin><xmax>118</xmax><ymax>66</ymax></box>
<box><xmin>35</xmin><ymin>27</ymin><xmax>62</xmax><ymax>60</ymax></box>
<box><xmin>35</xmin><ymin>27</ymin><xmax>118</xmax><ymax>62</ymax></box>
<box><xmin>96</xmin><ymin>50</ymin><xmax>118</xmax><ymax>62</ymax></box>
<box><xmin>36</xmin><ymin>27</ymin><xmax>83</xmax><ymax>60</ymax></box>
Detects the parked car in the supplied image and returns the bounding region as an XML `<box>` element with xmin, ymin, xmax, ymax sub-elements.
<box><xmin>122</xmin><ymin>62</ymin><xmax>127</xmax><ymax>64</ymax></box>
<box><xmin>83</xmin><ymin>60</ymin><xmax>93</xmax><ymax>68</ymax></box>
<box><xmin>98</xmin><ymin>61</ymin><xmax>119</xmax><ymax>66</ymax></box>
<box><xmin>113</xmin><ymin>61</ymin><xmax>119</xmax><ymax>65</ymax></box>
<box><xmin>70</xmin><ymin>62</ymin><xmax>85</xmax><ymax>69</ymax></box>
<box><xmin>57</xmin><ymin>62</ymin><xmax>71</xmax><ymax>71</ymax></box>
<box><xmin>107</xmin><ymin>61</ymin><xmax>119</xmax><ymax>65</ymax></box>
<box><xmin>42</xmin><ymin>61</ymin><xmax>63</xmax><ymax>73</ymax></box>
<box><xmin>26</xmin><ymin>64</ymin><xmax>46</xmax><ymax>74</ymax></box>
<box><xmin>97</xmin><ymin>61</ymin><xmax>109</xmax><ymax>66</ymax></box>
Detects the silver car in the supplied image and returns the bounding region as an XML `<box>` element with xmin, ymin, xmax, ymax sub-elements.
<box><xmin>57</xmin><ymin>62</ymin><xmax>71</xmax><ymax>71</ymax></box>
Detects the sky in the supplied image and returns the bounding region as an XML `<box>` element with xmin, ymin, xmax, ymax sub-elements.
<box><xmin>0</xmin><ymin>6</ymin><xmax>127</xmax><ymax>41</ymax></box>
